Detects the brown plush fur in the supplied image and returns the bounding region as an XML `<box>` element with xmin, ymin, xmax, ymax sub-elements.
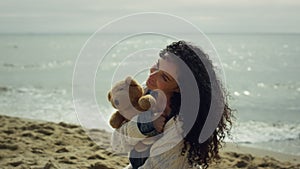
<box><xmin>107</xmin><ymin>76</ymin><xmax>156</xmax><ymax>129</ymax></box>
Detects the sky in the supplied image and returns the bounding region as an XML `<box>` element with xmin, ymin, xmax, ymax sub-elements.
<box><xmin>0</xmin><ymin>0</ymin><xmax>300</xmax><ymax>34</ymax></box>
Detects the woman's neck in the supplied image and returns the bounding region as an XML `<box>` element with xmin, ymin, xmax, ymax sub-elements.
<box><xmin>163</xmin><ymin>92</ymin><xmax>173</xmax><ymax>118</ymax></box>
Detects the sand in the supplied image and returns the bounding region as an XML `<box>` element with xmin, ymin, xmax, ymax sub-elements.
<box><xmin>0</xmin><ymin>115</ymin><xmax>299</xmax><ymax>169</ymax></box>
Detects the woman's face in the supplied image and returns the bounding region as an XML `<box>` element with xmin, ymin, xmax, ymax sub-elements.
<box><xmin>146</xmin><ymin>57</ymin><xmax>179</xmax><ymax>94</ymax></box>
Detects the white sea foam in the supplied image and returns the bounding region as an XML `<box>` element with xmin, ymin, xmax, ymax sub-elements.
<box><xmin>243</xmin><ymin>90</ymin><xmax>250</xmax><ymax>96</ymax></box>
<box><xmin>0</xmin><ymin>60</ymin><xmax>73</xmax><ymax>70</ymax></box>
<box><xmin>0</xmin><ymin>86</ymin><xmax>77</xmax><ymax>124</ymax></box>
<box><xmin>229</xmin><ymin>121</ymin><xmax>300</xmax><ymax>143</ymax></box>
<box><xmin>234</xmin><ymin>91</ymin><xmax>240</xmax><ymax>96</ymax></box>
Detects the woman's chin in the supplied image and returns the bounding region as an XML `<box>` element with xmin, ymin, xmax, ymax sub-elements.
<box><xmin>146</xmin><ymin>85</ymin><xmax>152</xmax><ymax>90</ymax></box>
<box><xmin>146</xmin><ymin>85</ymin><xmax>156</xmax><ymax>90</ymax></box>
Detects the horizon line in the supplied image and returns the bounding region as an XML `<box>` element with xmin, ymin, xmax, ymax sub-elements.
<box><xmin>0</xmin><ymin>32</ymin><xmax>300</xmax><ymax>35</ymax></box>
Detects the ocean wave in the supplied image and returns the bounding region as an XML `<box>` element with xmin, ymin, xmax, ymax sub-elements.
<box><xmin>1</xmin><ymin>85</ymin><xmax>299</xmax><ymax>145</ymax></box>
<box><xmin>0</xmin><ymin>85</ymin><xmax>114</xmax><ymax>131</ymax></box>
<box><xmin>0</xmin><ymin>60</ymin><xmax>73</xmax><ymax>70</ymax></box>
<box><xmin>0</xmin><ymin>86</ymin><xmax>76</xmax><ymax>123</ymax></box>
<box><xmin>0</xmin><ymin>86</ymin><xmax>11</xmax><ymax>93</ymax></box>
<box><xmin>229</xmin><ymin>120</ymin><xmax>300</xmax><ymax>143</ymax></box>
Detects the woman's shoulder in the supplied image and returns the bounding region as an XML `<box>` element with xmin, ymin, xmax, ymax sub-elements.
<box><xmin>150</xmin><ymin>118</ymin><xmax>184</xmax><ymax>155</ymax></box>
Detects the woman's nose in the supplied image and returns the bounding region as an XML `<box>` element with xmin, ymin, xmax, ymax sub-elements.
<box><xmin>150</xmin><ymin>67</ymin><xmax>158</xmax><ymax>73</ymax></box>
<box><xmin>150</xmin><ymin>68</ymin><xmax>155</xmax><ymax>73</ymax></box>
<box><xmin>150</xmin><ymin>62</ymin><xmax>159</xmax><ymax>73</ymax></box>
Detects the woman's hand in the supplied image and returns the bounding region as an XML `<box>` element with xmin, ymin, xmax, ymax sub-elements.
<box><xmin>152</xmin><ymin>113</ymin><xmax>166</xmax><ymax>133</ymax></box>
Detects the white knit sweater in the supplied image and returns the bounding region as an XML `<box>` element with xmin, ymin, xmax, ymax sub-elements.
<box><xmin>111</xmin><ymin>116</ymin><xmax>200</xmax><ymax>169</ymax></box>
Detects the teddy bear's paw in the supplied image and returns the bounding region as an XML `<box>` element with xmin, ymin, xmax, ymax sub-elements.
<box><xmin>110</xmin><ymin>122</ymin><xmax>120</xmax><ymax>129</ymax></box>
<box><xmin>138</xmin><ymin>96</ymin><xmax>156</xmax><ymax>110</ymax></box>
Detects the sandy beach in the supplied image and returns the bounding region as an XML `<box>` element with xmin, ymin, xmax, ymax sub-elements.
<box><xmin>0</xmin><ymin>115</ymin><xmax>299</xmax><ymax>169</ymax></box>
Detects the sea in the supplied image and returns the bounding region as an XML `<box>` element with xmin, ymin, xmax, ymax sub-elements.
<box><xmin>0</xmin><ymin>33</ymin><xmax>299</xmax><ymax>156</ymax></box>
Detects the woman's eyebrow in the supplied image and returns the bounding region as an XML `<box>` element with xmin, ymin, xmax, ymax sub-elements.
<box><xmin>158</xmin><ymin>60</ymin><xmax>173</xmax><ymax>81</ymax></box>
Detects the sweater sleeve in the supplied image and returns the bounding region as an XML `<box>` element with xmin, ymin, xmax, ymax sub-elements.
<box><xmin>137</xmin><ymin>141</ymin><xmax>190</xmax><ymax>169</ymax></box>
<box><xmin>111</xmin><ymin>115</ymin><xmax>147</xmax><ymax>153</ymax></box>
<box><xmin>136</xmin><ymin>119</ymin><xmax>199</xmax><ymax>169</ymax></box>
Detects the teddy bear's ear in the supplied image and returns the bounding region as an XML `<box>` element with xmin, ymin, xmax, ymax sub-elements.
<box><xmin>125</xmin><ymin>76</ymin><xmax>133</xmax><ymax>85</ymax></box>
<box><xmin>108</xmin><ymin>91</ymin><xmax>111</xmax><ymax>101</ymax></box>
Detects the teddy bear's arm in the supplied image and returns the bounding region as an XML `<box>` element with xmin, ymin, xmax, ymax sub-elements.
<box><xmin>111</xmin><ymin>116</ymin><xmax>148</xmax><ymax>153</ymax></box>
<box><xmin>109</xmin><ymin>111</ymin><xmax>127</xmax><ymax>129</ymax></box>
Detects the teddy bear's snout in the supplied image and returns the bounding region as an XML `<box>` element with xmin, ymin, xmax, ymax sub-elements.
<box><xmin>114</xmin><ymin>99</ymin><xmax>119</xmax><ymax>106</ymax></box>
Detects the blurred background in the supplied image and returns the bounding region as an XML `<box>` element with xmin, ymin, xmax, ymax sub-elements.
<box><xmin>0</xmin><ymin>0</ymin><xmax>299</xmax><ymax>156</ymax></box>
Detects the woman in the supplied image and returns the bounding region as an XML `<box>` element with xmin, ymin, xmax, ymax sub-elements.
<box><xmin>111</xmin><ymin>41</ymin><xmax>233</xmax><ymax>169</ymax></box>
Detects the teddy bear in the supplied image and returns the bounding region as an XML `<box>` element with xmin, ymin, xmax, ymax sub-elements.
<box><xmin>108</xmin><ymin>76</ymin><xmax>167</xmax><ymax>152</ymax></box>
<box><xmin>107</xmin><ymin>76</ymin><xmax>157</xmax><ymax>129</ymax></box>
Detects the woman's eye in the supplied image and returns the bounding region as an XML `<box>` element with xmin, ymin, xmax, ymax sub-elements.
<box><xmin>162</xmin><ymin>74</ymin><xmax>168</xmax><ymax>82</ymax></box>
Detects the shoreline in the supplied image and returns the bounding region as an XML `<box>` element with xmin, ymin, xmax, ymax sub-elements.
<box><xmin>0</xmin><ymin>114</ymin><xmax>299</xmax><ymax>169</ymax></box>
<box><xmin>222</xmin><ymin>143</ymin><xmax>300</xmax><ymax>164</ymax></box>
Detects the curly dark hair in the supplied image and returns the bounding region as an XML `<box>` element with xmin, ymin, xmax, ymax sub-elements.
<box><xmin>159</xmin><ymin>41</ymin><xmax>233</xmax><ymax>169</ymax></box>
